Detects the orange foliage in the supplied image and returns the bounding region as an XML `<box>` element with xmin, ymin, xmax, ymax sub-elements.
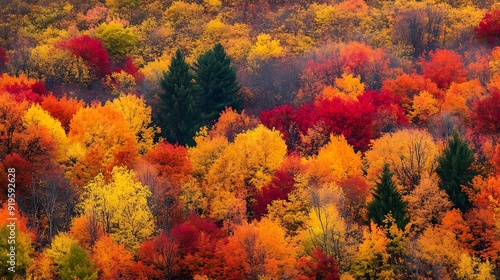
<box><xmin>144</xmin><ymin>141</ymin><xmax>192</xmax><ymax>186</ymax></box>
<box><xmin>381</xmin><ymin>74</ymin><xmax>441</xmax><ymax>112</ymax></box>
<box><xmin>41</xmin><ymin>94</ymin><xmax>84</xmax><ymax>131</ymax></box>
<box><xmin>92</xmin><ymin>235</ymin><xmax>136</xmax><ymax>279</ymax></box>
<box><xmin>209</xmin><ymin>108</ymin><xmax>259</xmax><ymax>141</ymax></box>
<box><xmin>68</xmin><ymin>103</ymin><xmax>138</xmax><ymax>185</ymax></box>
<box><xmin>421</xmin><ymin>49</ymin><xmax>467</xmax><ymax>89</ymax></box>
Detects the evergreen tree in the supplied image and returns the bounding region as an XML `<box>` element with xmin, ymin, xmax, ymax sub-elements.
<box><xmin>367</xmin><ymin>165</ymin><xmax>409</xmax><ymax>230</ymax></box>
<box><xmin>194</xmin><ymin>43</ymin><xmax>243</xmax><ymax>125</ymax></box>
<box><xmin>157</xmin><ymin>49</ymin><xmax>201</xmax><ymax>146</ymax></box>
<box><xmin>436</xmin><ymin>132</ymin><xmax>478</xmax><ymax>213</ymax></box>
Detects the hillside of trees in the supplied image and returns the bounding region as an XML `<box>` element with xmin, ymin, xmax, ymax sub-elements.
<box><xmin>2</xmin><ymin>0</ymin><xmax>500</xmax><ymax>278</ymax></box>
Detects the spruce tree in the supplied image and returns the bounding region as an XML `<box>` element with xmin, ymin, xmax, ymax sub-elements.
<box><xmin>436</xmin><ymin>132</ymin><xmax>478</xmax><ymax>213</ymax></box>
<box><xmin>367</xmin><ymin>164</ymin><xmax>409</xmax><ymax>230</ymax></box>
<box><xmin>157</xmin><ymin>49</ymin><xmax>200</xmax><ymax>146</ymax></box>
<box><xmin>193</xmin><ymin>43</ymin><xmax>243</xmax><ymax>125</ymax></box>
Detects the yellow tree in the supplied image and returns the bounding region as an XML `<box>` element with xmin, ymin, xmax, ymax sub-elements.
<box><xmin>455</xmin><ymin>253</ymin><xmax>495</xmax><ymax>280</ymax></box>
<box><xmin>365</xmin><ymin>129</ymin><xmax>439</xmax><ymax>193</ymax></box>
<box><xmin>414</xmin><ymin>226</ymin><xmax>465</xmax><ymax>278</ymax></box>
<box><xmin>318</xmin><ymin>73</ymin><xmax>365</xmax><ymax>101</ymax></box>
<box><xmin>108</xmin><ymin>93</ymin><xmax>157</xmax><ymax>154</ymax></box>
<box><xmin>304</xmin><ymin>134</ymin><xmax>363</xmax><ymax>186</ymax></box>
<box><xmin>77</xmin><ymin>166</ymin><xmax>155</xmax><ymax>249</ymax></box>
<box><xmin>352</xmin><ymin>222</ymin><xmax>394</xmax><ymax>279</ymax></box>
<box><xmin>298</xmin><ymin>185</ymin><xmax>356</xmax><ymax>271</ymax></box>
<box><xmin>441</xmin><ymin>80</ymin><xmax>486</xmax><ymax>118</ymax></box>
<box><xmin>405</xmin><ymin>174</ymin><xmax>453</xmax><ymax>233</ymax></box>
<box><xmin>23</xmin><ymin>104</ymin><xmax>69</xmax><ymax>162</ymax></box>
<box><xmin>247</xmin><ymin>34</ymin><xmax>283</xmax><ymax>70</ymax></box>
<box><xmin>206</xmin><ymin>125</ymin><xmax>287</xmax><ymax>222</ymax></box>
<box><xmin>410</xmin><ymin>90</ymin><xmax>440</xmax><ymax>126</ymax></box>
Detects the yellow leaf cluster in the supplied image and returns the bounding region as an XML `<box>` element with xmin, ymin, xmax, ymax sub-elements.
<box><xmin>247</xmin><ymin>34</ymin><xmax>283</xmax><ymax>69</ymax></box>
<box><xmin>108</xmin><ymin>94</ymin><xmax>156</xmax><ymax>154</ymax></box>
<box><xmin>305</xmin><ymin>134</ymin><xmax>363</xmax><ymax>185</ymax></box>
<box><xmin>23</xmin><ymin>104</ymin><xmax>69</xmax><ymax>162</ymax></box>
<box><xmin>365</xmin><ymin>129</ymin><xmax>439</xmax><ymax>193</ymax></box>
<box><xmin>77</xmin><ymin>166</ymin><xmax>155</xmax><ymax>249</ymax></box>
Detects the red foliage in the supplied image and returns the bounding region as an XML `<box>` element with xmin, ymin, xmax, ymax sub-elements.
<box><xmin>1</xmin><ymin>153</ymin><xmax>33</xmax><ymax>199</ymax></box>
<box><xmin>381</xmin><ymin>73</ymin><xmax>442</xmax><ymax>111</ymax></box>
<box><xmin>119</xmin><ymin>57</ymin><xmax>144</xmax><ymax>84</ymax></box>
<box><xmin>315</xmin><ymin>96</ymin><xmax>375</xmax><ymax>151</ymax></box>
<box><xmin>469</xmin><ymin>88</ymin><xmax>500</xmax><ymax>136</ymax></box>
<box><xmin>144</xmin><ymin>141</ymin><xmax>192</xmax><ymax>186</ymax></box>
<box><xmin>252</xmin><ymin>170</ymin><xmax>296</xmax><ymax>220</ymax></box>
<box><xmin>359</xmin><ymin>90</ymin><xmax>409</xmax><ymax>134</ymax></box>
<box><xmin>262</xmin><ymin>90</ymin><xmax>405</xmax><ymax>151</ymax></box>
<box><xmin>476</xmin><ymin>9</ymin><xmax>500</xmax><ymax>45</ymax></box>
<box><xmin>56</xmin><ymin>35</ymin><xmax>112</xmax><ymax>78</ymax></box>
<box><xmin>339</xmin><ymin>175</ymin><xmax>371</xmax><ymax>224</ymax></box>
<box><xmin>260</xmin><ymin>105</ymin><xmax>299</xmax><ymax>148</ymax></box>
<box><xmin>298</xmin><ymin>56</ymin><xmax>343</xmax><ymax>103</ymax></box>
<box><xmin>465</xmin><ymin>208</ymin><xmax>500</xmax><ymax>262</ymax></box>
<box><xmin>297</xmin><ymin>247</ymin><xmax>340</xmax><ymax>280</ymax></box>
<box><xmin>0</xmin><ymin>47</ymin><xmax>8</xmax><ymax>69</ymax></box>
<box><xmin>137</xmin><ymin>231</ymin><xmax>180</xmax><ymax>279</ymax></box>
<box><xmin>0</xmin><ymin>75</ymin><xmax>48</xmax><ymax>103</ymax></box>
<box><xmin>40</xmin><ymin>94</ymin><xmax>84</xmax><ymax>131</ymax></box>
<box><xmin>170</xmin><ymin>214</ymin><xmax>224</xmax><ymax>255</ymax></box>
<box><xmin>421</xmin><ymin>49</ymin><xmax>467</xmax><ymax>89</ymax></box>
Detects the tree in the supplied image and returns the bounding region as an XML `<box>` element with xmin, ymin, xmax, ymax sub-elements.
<box><xmin>194</xmin><ymin>43</ymin><xmax>243</xmax><ymax>125</ymax></box>
<box><xmin>109</xmin><ymin>93</ymin><xmax>157</xmax><ymax>154</ymax></box>
<box><xmin>352</xmin><ymin>222</ymin><xmax>393</xmax><ymax>279</ymax></box>
<box><xmin>476</xmin><ymin>9</ymin><xmax>500</xmax><ymax>45</ymax></box>
<box><xmin>421</xmin><ymin>49</ymin><xmax>467</xmax><ymax>89</ymax></box>
<box><xmin>221</xmin><ymin>218</ymin><xmax>298</xmax><ymax>280</ymax></box>
<box><xmin>95</xmin><ymin>21</ymin><xmax>137</xmax><ymax>60</ymax></box>
<box><xmin>59</xmin><ymin>244</ymin><xmax>97</xmax><ymax>280</ymax></box>
<box><xmin>304</xmin><ymin>134</ymin><xmax>363</xmax><ymax>186</ymax></box>
<box><xmin>157</xmin><ymin>49</ymin><xmax>201</xmax><ymax>146</ymax></box>
<box><xmin>92</xmin><ymin>235</ymin><xmax>135</xmax><ymax>279</ymax></box>
<box><xmin>296</xmin><ymin>247</ymin><xmax>340</xmax><ymax>280</ymax></box>
<box><xmin>469</xmin><ymin>88</ymin><xmax>500</xmax><ymax>136</ymax></box>
<box><xmin>436</xmin><ymin>132</ymin><xmax>478</xmax><ymax>213</ymax></box>
<box><xmin>68</xmin><ymin>103</ymin><xmax>138</xmax><ymax>186</ymax></box>
<box><xmin>366</xmin><ymin>165</ymin><xmax>409</xmax><ymax>230</ymax></box>
<box><xmin>40</xmin><ymin>94</ymin><xmax>84</xmax><ymax>131</ymax></box>
<box><xmin>406</xmin><ymin>175</ymin><xmax>453</xmax><ymax>232</ymax></box>
<box><xmin>77</xmin><ymin>166</ymin><xmax>155</xmax><ymax>249</ymax></box>
<box><xmin>56</xmin><ymin>35</ymin><xmax>112</xmax><ymax>79</ymax></box>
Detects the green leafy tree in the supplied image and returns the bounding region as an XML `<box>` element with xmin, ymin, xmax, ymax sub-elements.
<box><xmin>95</xmin><ymin>21</ymin><xmax>137</xmax><ymax>60</ymax></box>
<box><xmin>194</xmin><ymin>43</ymin><xmax>243</xmax><ymax>125</ymax></box>
<box><xmin>367</xmin><ymin>165</ymin><xmax>409</xmax><ymax>230</ymax></box>
<box><xmin>436</xmin><ymin>132</ymin><xmax>478</xmax><ymax>213</ymax></box>
<box><xmin>59</xmin><ymin>244</ymin><xmax>97</xmax><ymax>280</ymax></box>
<box><xmin>158</xmin><ymin>49</ymin><xmax>201</xmax><ymax>146</ymax></box>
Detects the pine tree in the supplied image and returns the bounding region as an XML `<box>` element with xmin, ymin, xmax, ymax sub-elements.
<box><xmin>436</xmin><ymin>132</ymin><xmax>478</xmax><ymax>213</ymax></box>
<box><xmin>194</xmin><ymin>43</ymin><xmax>243</xmax><ymax>125</ymax></box>
<box><xmin>367</xmin><ymin>165</ymin><xmax>409</xmax><ymax>230</ymax></box>
<box><xmin>157</xmin><ymin>49</ymin><xmax>201</xmax><ymax>146</ymax></box>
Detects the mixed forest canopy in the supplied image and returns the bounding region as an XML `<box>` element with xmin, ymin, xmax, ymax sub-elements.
<box><xmin>3</xmin><ymin>0</ymin><xmax>500</xmax><ymax>278</ymax></box>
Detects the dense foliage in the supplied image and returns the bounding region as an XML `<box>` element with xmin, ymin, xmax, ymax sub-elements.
<box><xmin>2</xmin><ymin>0</ymin><xmax>500</xmax><ymax>279</ymax></box>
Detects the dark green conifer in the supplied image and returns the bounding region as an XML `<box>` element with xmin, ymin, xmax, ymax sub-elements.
<box><xmin>436</xmin><ymin>132</ymin><xmax>478</xmax><ymax>213</ymax></box>
<box><xmin>367</xmin><ymin>164</ymin><xmax>409</xmax><ymax>230</ymax></box>
<box><xmin>194</xmin><ymin>43</ymin><xmax>242</xmax><ymax>125</ymax></box>
<box><xmin>157</xmin><ymin>49</ymin><xmax>201</xmax><ymax>146</ymax></box>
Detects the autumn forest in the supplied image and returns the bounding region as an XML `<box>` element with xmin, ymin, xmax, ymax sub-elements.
<box><xmin>2</xmin><ymin>0</ymin><xmax>500</xmax><ymax>279</ymax></box>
